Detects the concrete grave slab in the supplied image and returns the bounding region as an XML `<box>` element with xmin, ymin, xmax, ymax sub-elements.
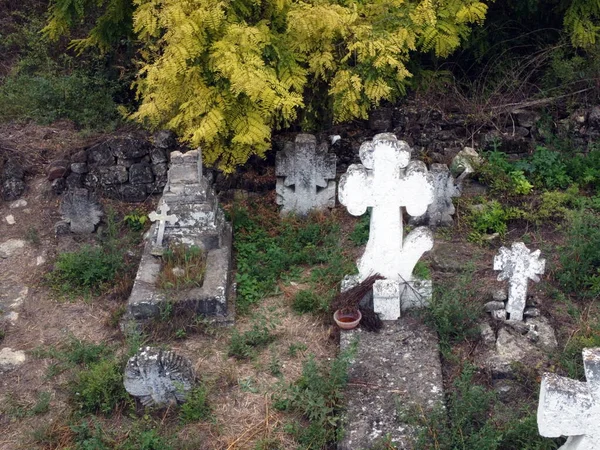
<box><xmin>338</xmin><ymin>316</ymin><xmax>444</xmax><ymax>449</ymax></box>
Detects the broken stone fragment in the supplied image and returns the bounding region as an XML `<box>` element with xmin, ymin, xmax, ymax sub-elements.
<box><xmin>491</xmin><ymin>309</ymin><xmax>507</xmax><ymax>321</ymax></box>
<box><xmin>0</xmin><ymin>348</ymin><xmax>26</xmax><ymax>373</ymax></box>
<box><xmin>484</xmin><ymin>301</ymin><xmax>505</xmax><ymax>312</ymax></box>
<box><xmin>492</xmin><ymin>288</ymin><xmax>508</xmax><ymax>302</ymax></box>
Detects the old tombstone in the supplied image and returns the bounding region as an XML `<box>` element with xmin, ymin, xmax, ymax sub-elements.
<box><xmin>148</xmin><ymin>201</ymin><xmax>178</xmax><ymax>255</ymax></box>
<box><xmin>126</xmin><ymin>149</ymin><xmax>233</xmax><ymax>322</ymax></box>
<box><xmin>276</xmin><ymin>134</ymin><xmax>336</xmax><ymax>215</ymax></box>
<box><xmin>124</xmin><ymin>347</ymin><xmax>195</xmax><ymax>407</ymax></box>
<box><xmin>59</xmin><ymin>187</ymin><xmax>103</xmax><ymax>233</ymax></box>
<box><xmin>538</xmin><ymin>348</ymin><xmax>600</xmax><ymax>449</ymax></box>
<box><xmin>494</xmin><ymin>242</ymin><xmax>545</xmax><ymax>321</ymax></box>
<box><xmin>410</xmin><ymin>164</ymin><xmax>460</xmax><ymax>227</ymax></box>
<box><xmin>338</xmin><ymin>133</ymin><xmax>434</xmax><ymax>320</ymax></box>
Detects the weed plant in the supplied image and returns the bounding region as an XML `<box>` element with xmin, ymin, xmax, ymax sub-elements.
<box><xmin>422</xmin><ymin>271</ymin><xmax>481</xmax><ymax>353</ymax></box>
<box><xmin>273</xmin><ymin>342</ymin><xmax>357</xmax><ymax>449</ymax></box>
<box><xmin>557</xmin><ymin>209</ymin><xmax>600</xmax><ymax>299</ymax></box>
<box><xmin>228</xmin><ymin>314</ymin><xmax>277</xmax><ymax>360</ymax></box>
<box><xmin>157</xmin><ymin>244</ymin><xmax>206</xmax><ymax>291</ymax></box>
<box><xmin>233</xmin><ymin>203</ymin><xmax>351</xmax><ymax>313</ymax></box>
<box><xmin>410</xmin><ymin>365</ymin><xmax>560</xmax><ymax>450</ymax></box>
<box><xmin>179</xmin><ymin>384</ymin><xmax>212</xmax><ymax>424</ymax></box>
<box><xmin>349</xmin><ymin>209</ymin><xmax>371</xmax><ymax>246</ymax></box>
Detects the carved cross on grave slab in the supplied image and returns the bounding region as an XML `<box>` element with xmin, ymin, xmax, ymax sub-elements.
<box><xmin>338</xmin><ymin>133</ymin><xmax>434</xmax><ymax>320</ymax></box>
<box><xmin>124</xmin><ymin>347</ymin><xmax>196</xmax><ymax>407</ymax></box>
<box><xmin>276</xmin><ymin>134</ymin><xmax>336</xmax><ymax>215</ymax></box>
<box><xmin>538</xmin><ymin>348</ymin><xmax>600</xmax><ymax>450</ymax></box>
<box><xmin>149</xmin><ymin>201</ymin><xmax>178</xmax><ymax>255</ymax></box>
<box><xmin>494</xmin><ymin>242</ymin><xmax>545</xmax><ymax>321</ymax></box>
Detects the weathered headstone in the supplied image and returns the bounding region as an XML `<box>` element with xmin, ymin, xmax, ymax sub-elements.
<box><xmin>126</xmin><ymin>149</ymin><xmax>233</xmax><ymax>322</ymax></box>
<box><xmin>410</xmin><ymin>164</ymin><xmax>460</xmax><ymax>227</ymax></box>
<box><xmin>494</xmin><ymin>242</ymin><xmax>545</xmax><ymax>321</ymax></box>
<box><xmin>338</xmin><ymin>133</ymin><xmax>434</xmax><ymax>319</ymax></box>
<box><xmin>59</xmin><ymin>187</ymin><xmax>103</xmax><ymax>233</ymax></box>
<box><xmin>538</xmin><ymin>348</ymin><xmax>600</xmax><ymax>449</ymax></box>
<box><xmin>276</xmin><ymin>134</ymin><xmax>336</xmax><ymax>215</ymax></box>
<box><xmin>124</xmin><ymin>347</ymin><xmax>195</xmax><ymax>407</ymax></box>
<box><xmin>148</xmin><ymin>202</ymin><xmax>178</xmax><ymax>255</ymax></box>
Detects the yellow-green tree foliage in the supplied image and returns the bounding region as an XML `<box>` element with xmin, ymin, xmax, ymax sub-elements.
<box><xmin>132</xmin><ymin>0</ymin><xmax>488</xmax><ymax>172</ymax></box>
<box><xmin>564</xmin><ymin>0</ymin><xmax>600</xmax><ymax>48</ymax></box>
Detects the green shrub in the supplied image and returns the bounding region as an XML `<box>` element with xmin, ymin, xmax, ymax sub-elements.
<box><xmin>274</xmin><ymin>343</ymin><xmax>356</xmax><ymax>449</ymax></box>
<box><xmin>118</xmin><ymin>428</ymin><xmax>173</xmax><ymax>450</ymax></box>
<box><xmin>466</xmin><ymin>200</ymin><xmax>522</xmax><ymax>242</ymax></box>
<box><xmin>228</xmin><ymin>316</ymin><xmax>276</xmax><ymax>360</ymax></box>
<box><xmin>292</xmin><ymin>289</ymin><xmax>327</xmax><ymax>314</ymax></box>
<box><xmin>48</xmin><ymin>244</ymin><xmax>123</xmax><ymax>296</ymax></box>
<box><xmin>478</xmin><ymin>150</ymin><xmax>533</xmax><ymax>196</ymax></box>
<box><xmin>349</xmin><ymin>210</ymin><xmax>371</xmax><ymax>246</ymax></box>
<box><xmin>557</xmin><ymin>209</ymin><xmax>600</xmax><ymax>298</ymax></box>
<box><xmin>0</xmin><ymin>73</ymin><xmax>120</xmax><ymax>129</ymax></box>
<box><xmin>411</xmin><ymin>365</ymin><xmax>559</xmax><ymax>450</ymax></box>
<box><xmin>179</xmin><ymin>384</ymin><xmax>211</xmax><ymax>424</ymax></box>
<box><xmin>71</xmin><ymin>358</ymin><xmax>129</xmax><ymax>414</ymax></box>
<box><xmin>423</xmin><ymin>272</ymin><xmax>481</xmax><ymax>352</ymax></box>
<box><xmin>525</xmin><ymin>146</ymin><xmax>572</xmax><ymax>190</ymax></box>
<box><xmin>233</xmin><ymin>204</ymin><xmax>351</xmax><ymax>313</ymax></box>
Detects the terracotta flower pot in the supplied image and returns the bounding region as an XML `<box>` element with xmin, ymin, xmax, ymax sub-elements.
<box><xmin>333</xmin><ymin>309</ymin><xmax>362</xmax><ymax>330</ymax></box>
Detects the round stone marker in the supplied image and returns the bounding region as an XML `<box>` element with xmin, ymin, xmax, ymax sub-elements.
<box><xmin>123</xmin><ymin>346</ymin><xmax>195</xmax><ymax>407</ymax></box>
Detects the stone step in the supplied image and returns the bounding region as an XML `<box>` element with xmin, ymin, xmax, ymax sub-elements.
<box><xmin>339</xmin><ymin>315</ymin><xmax>444</xmax><ymax>449</ymax></box>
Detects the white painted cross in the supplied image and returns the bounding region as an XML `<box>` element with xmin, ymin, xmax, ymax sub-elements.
<box><xmin>494</xmin><ymin>242</ymin><xmax>545</xmax><ymax>321</ymax></box>
<box><xmin>338</xmin><ymin>133</ymin><xmax>434</xmax><ymax>282</ymax></box>
<box><xmin>148</xmin><ymin>201</ymin><xmax>178</xmax><ymax>253</ymax></box>
<box><xmin>538</xmin><ymin>348</ymin><xmax>600</xmax><ymax>450</ymax></box>
<box><xmin>338</xmin><ymin>133</ymin><xmax>434</xmax><ymax>320</ymax></box>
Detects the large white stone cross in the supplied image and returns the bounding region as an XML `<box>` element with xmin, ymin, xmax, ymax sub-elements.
<box><xmin>339</xmin><ymin>133</ymin><xmax>434</xmax><ymax>282</ymax></box>
<box><xmin>538</xmin><ymin>348</ymin><xmax>600</xmax><ymax>450</ymax></box>
<box><xmin>149</xmin><ymin>201</ymin><xmax>178</xmax><ymax>253</ymax></box>
<box><xmin>494</xmin><ymin>242</ymin><xmax>545</xmax><ymax>321</ymax></box>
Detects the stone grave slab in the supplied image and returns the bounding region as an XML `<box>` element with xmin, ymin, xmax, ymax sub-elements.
<box><xmin>338</xmin><ymin>316</ymin><xmax>444</xmax><ymax>449</ymax></box>
<box><xmin>126</xmin><ymin>149</ymin><xmax>233</xmax><ymax>324</ymax></box>
<box><xmin>276</xmin><ymin>134</ymin><xmax>336</xmax><ymax>215</ymax></box>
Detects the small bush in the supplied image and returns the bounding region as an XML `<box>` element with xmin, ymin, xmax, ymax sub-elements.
<box><xmin>71</xmin><ymin>358</ymin><xmax>129</xmax><ymax>414</ymax></box>
<box><xmin>48</xmin><ymin>245</ymin><xmax>124</xmax><ymax>296</ymax></box>
<box><xmin>466</xmin><ymin>200</ymin><xmax>522</xmax><ymax>242</ymax></box>
<box><xmin>292</xmin><ymin>289</ymin><xmax>327</xmax><ymax>314</ymax></box>
<box><xmin>0</xmin><ymin>73</ymin><xmax>120</xmax><ymax>129</ymax></box>
<box><xmin>478</xmin><ymin>150</ymin><xmax>533</xmax><ymax>195</ymax></box>
<box><xmin>157</xmin><ymin>244</ymin><xmax>206</xmax><ymax>291</ymax></box>
<box><xmin>179</xmin><ymin>384</ymin><xmax>212</xmax><ymax>424</ymax></box>
<box><xmin>228</xmin><ymin>316</ymin><xmax>276</xmax><ymax>360</ymax></box>
<box><xmin>557</xmin><ymin>209</ymin><xmax>600</xmax><ymax>298</ymax></box>
<box><xmin>273</xmin><ymin>343</ymin><xmax>356</xmax><ymax>449</ymax></box>
<box><xmin>423</xmin><ymin>273</ymin><xmax>481</xmax><ymax>352</ymax></box>
<box><xmin>525</xmin><ymin>146</ymin><xmax>572</xmax><ymax>190</ymax></box>
<box><xmin>349</xmin><ymin>210</ymin><xmax>371</xmax><ymax>246</ymax></box>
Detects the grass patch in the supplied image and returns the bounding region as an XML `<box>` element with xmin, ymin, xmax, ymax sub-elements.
<box><xmin>179</xmin><ymin>383</ymin><xmax>212</xmax><ymax>424</ymax></box>
<box><xmin>422</xmin><ymin>270</ymin><xmax>481</xmax><ymax>353</ymax></box>
<box><xmin>228</xmin><ymin>314</ymin><xmax>277</xmax><ymax>360</ymax></box>
<box><xmin>273</xmin><ymin>341</ymin><xmax>357</xmax><ymax>449</ymax></box>
<box><xmin>232</xmin><ymin>202</ymin><xmax>353</xmax><ymax>314</ymax></box>
<box><xmin>409</xmin><ymin>364</ymin><xmax>560</xmax><ymax>450</ymax></box>
<box><xmin>157</xmin><ymin>244</ymin><xmax>206</xmax><ymax>291</ymax></box>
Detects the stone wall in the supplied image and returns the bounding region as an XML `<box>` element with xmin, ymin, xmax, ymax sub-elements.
<box><xmin>48</xmin><ymin>131</ymin><xmax>178</xmax><ymax>202</ymax></box>
<box><xmin>332</xmin><ymin>102</ymin><xmax>600</xmax><ymax>173</ymax></box>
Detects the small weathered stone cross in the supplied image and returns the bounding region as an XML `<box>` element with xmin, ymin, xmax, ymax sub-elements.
<box><xmin>276</xmin><ymin>134</ymin><xmax>336</xmax><ymax>215</ymax></box>
<box><xmin>494</xmin><ymin>242</ymin><xmax>545</xmax><ymax>321</ymax></box>
<box><xmin>149</xmin><ymin>201</ymin><xmax>178</xmax><ymax>254</ymax></box>
<box><xmin>538</xmin><ymin>348</ymin><xmax>600</xmax><ymax>449</ymax></box>
<box><xmin>339</xmin><ymin>133</ymin><xmax>434</xmax><ymax>282</ymax></box>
